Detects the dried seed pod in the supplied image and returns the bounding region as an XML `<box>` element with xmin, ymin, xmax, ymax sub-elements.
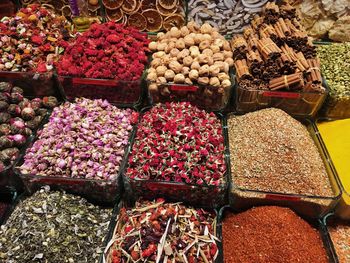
<box><xmin>157</xmin><ymin>43</ymin><xmax>167</xmax><ymax>51</ymax></box>
<box><xmin>223</xmin><ymin>62</ymin><xmax>230</xmax><ymax>73</ymax></box>
<box><xmin>184</xmin><ymin>35</ymin><xmax>195</xmax><ymax>47</ymax></box>
<box><xmin>194</xmin><ymin>34</ymin><xmax>202</xmax><ymax>45</ymax></box>
<box><xmin>153</xmin><ymin>51</ymin><xmax>166</xmax><ymax>58</ymax></box>
<box><xmin>223</xmin><ymin>41</ymin><xmax>231</xmax><ymax>51</ymax></box>
<box><xmin>222</xmin><ymin>79</ymin><xmax>232</xmax><ymax>88</ymax></box>
<box><xmin>189</xmin><ymin>69</ymin><xmax>199</xmax><ymax>80</ymax></box>
<box><xmin>156</xmin><ymin>77</ymin><xmax>167</xmax><ymax>84</ymax></box>
<box><xmin>190</xmin><ymin>47</ymin><xmax>200</xmax><ymax>58</ymax></box>
<box><xmin>156</xmin><ymin>66</ymin><xmax>167</xmax><ymax>76</ymax></box>
<box><xmin>214</xmin><ymin>38</ymin><xmax>224</xmax><ymax>48</ymax></box>
<box><xmin>200</xmin><ymin>23</ymin><xmax>213</xmax><ymax>34</ymax></box>
<box><xmin>147</xmin><ymin>72</ymin><xmax>157</xmax><ymax>82</ymax></box>
<box><xmin>202</xmin><ymin>49</ymin><xmax>214</xmax><ymax>57</ymax></box>
<box><xmin>169</xmin><ymin>61</ymin><xmax>182</xmax><ymax>74</ymax></box>
<box><xmin>198</xmin><ymin>54</ymin><xmax>210</xmax><ymax>64</ymax></box>
<box><xmin>165</xmin><ymin>42</ymin><xmax>176</xmax><ymax>53</ymax></box>
<box><xmin>175</xmin><ymin>39</ymin><xmax>185</xmax><ymax>50</ymax></box>
<box><xmin>187</xmin><ymin>21</ymin><xmax>200</xmax><ymax>32</ymax></box>
<box><xmin>210</xmin><ymin>44</ymin><xmax>220</xmax><ymax>54</ymax></box>
<box><xmin>202</xmin><ymin>34</ymin><xmax>212</xmax><ymax>42</ymax></box>
<box><xmin>199</xmin><ymin>65</ymin><xmax>210</xmax><ymax>76</ymax></box>
<box><xmin>157</xmin><ymin>32</ymin><xmax>165</xmax><ymax>40</ymax></box>
<box><xmin>213</xmin><ymin>53</ymin><xmax>225</xmax><ymax>62</ymax></box>
<box><xmin>180</xmin><ymin>26</ymin><xmax>190</xmax><ymax>37</ymax></box>
<box><xmin>177</xmin><ymin>49</ymin><xmax>190</xmax><ymax>60</ymax></box>
<box><xmin>170</xmin><ymin>27</ymin><xmax>182</xmax><ymax>38</ymax></box>
<box><xmin>164</xmin><ymin>70</ymin><xmax>175</xmax><ymax>81</ymax></box>
<box><xmin>191</xmin><ymin>61</ymin><xmax>201</xmax><ymax>70</ymax></box>
<box><xmin>181</xmin><ymin>67</ymin><xmax>190</xmax><ymax>76</ymax></box>
<box><xmin>183</xmin><ymin>56</ymin><xmax>193</xmax><ymax>67</ymax></box>
<box><xmin>223</xmin><ymin>51</ymin><xmax>233</xmax><ymax>59</ymax></box>
<box><xmin>198</xmin><ymin>77</ymin><xmax>210</xmax><ymax>85</ymax></box>
<box><xmin>185</xmin><ymin>78</ymin><xmax>193</xmax><ymax>85</ymax></box>
<box><xmin>174</xmin><ymin>74</ymin><xmax>185</xmax><ymax>84</ymax></box>
<box><xmin>199</xmin><ymin>40</ymin><xmax>211</xmax><ymax>51</ymax></box>
<box><xmin>225</xmin><ymin>57</ymin><xmax>234</xmax><ymax>67</ymax></box>
<box><xmin>151</xmin><ymin>58</ymin><xmax>162</xmax><ymax>68</ymax></box>
<box><xmin>210</xmin><ymin>77</ymin><xmax>220</xmax><ymax>87</ymax></box>
<box><xmin>170</xmin><ymin>48</ymin><xmax>180</xmax><ymax>57</ymax></box>
<box><xmin>209</xmin><ymin>65</ymin><xmax>220</xmax><ymax>77</ymax></box>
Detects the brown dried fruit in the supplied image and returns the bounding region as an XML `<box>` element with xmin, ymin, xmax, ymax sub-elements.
<box><xmin>156</xmin><ymin>0</ymin><xmax>177</xmax><ymax>16</ymax></box>
<box><xmin>142</xmin><ymin>9</ymin><xmax>163</xmax><ymax>32</ymax></box>
<box><xmin>158</xmin><ymin>0</ymin><xmax>178</xmax><ymax>10</ymax></box>
<box><xmin>122</xmin><ymin>0</ymin><xmax>139</xmax><ymax>14</ymax></box>
<box><xmin>105</xmin><ymin>8</ymin><xmax>124</xmax><ymax>21</ymax></box>
<box><xmin>103</xmin><ymin>0</ymin><xmax>123</xmax><ymax>10</ymax></box>
<box><xmin>163</xmin><ymin>14</ymin><xmax>185</xmax><ymax>31</ymax></box>
<box><xmin>128</xmin><ymin>13</ymin><xmax>147</xmax><ymax>30</ymax></box>
<box><xmin>141</xmin><ymin>0</ymin><xmax>156</xmax><ymax>10</ymax></box>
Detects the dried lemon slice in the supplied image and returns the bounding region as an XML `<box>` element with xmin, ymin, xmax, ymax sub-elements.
<box><xmin>106</xmin><ymin>8</ymin><xmax>124</xmax><ymax>21</ymax></box>
<box><xmin>102</xmin><ymin>0</ymin><xmax>123</xmax><ymax>10</ymax></box>
<box><xmin>122</xmin><ymin>0</ymin><xmax>139</xmax><ymax>14</ymax></box>
<box><xmin>156</xmin><ymin>0</ymin><xmax>177</xmax><ymax>16</ymax></box>
<box><xmin>163</xmin><ymin>14</ymin><xmax>185</xmax><ymax>31</ymax></box>
<box><xmin>142</xmin><ymin>9</ymin><xmax>163</xmax><ymax>32</ymax></box>
<box><xmin>158</xmin><ymin>0</ymin><xmax>177</xmax><ymax>10</ymax></box>
<box><xmin>128</xmin><ymin>12</ymin><xmax>147</xmax><ymax>31</ymax></box>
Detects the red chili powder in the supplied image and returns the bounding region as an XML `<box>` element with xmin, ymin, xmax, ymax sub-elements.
<box><xmin>222</xmin><ymin>206</ymin><xmax>328</xmax><ymax>263</ymax></box>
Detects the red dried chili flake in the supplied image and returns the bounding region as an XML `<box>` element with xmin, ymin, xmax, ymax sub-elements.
<box><xmin>57</xmin><ymin>22</ymin><xmax>150</xmax><ymax>81</ymax></box>
<box><xmin>126</xmin><ymin>102</ymin><xmax>226</xmax><ymax>186</ymax></box>
<box><xmin>222</xmin><ymin>206</ymin><xmax>329</xmax><ymax>263</ymax></box>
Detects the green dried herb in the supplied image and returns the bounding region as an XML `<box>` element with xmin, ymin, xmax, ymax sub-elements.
<box><xmin>0</xmin><ymin>187</ymin><xmax>112</xmax><ymax>263</ymax></box>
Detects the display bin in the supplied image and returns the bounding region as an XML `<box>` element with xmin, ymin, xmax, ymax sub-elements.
<box><xmin>235</xmin><ymin>79</ymin><xmax>328</xmax><ymax>118</ymax></box>
<box><xmin>314</xmin><ymin>119</ymin><xmax>350</xmax><ymax>219</ymax></box>
<box><xmin>0</xmin><ymin>71</ymin><xmax>56</xmax><ymax>97</ymax></box>
<box><xmin>218</xmin><ymin>206</ymin><xmax>336</xmax><ymax>263</ymax></box>
<box><xmin>226</xmin><ymin>116</ymin><xmax>341</xmax><ymax>218</ymax></box>
<box><xmin>148</xmin><ymin>71</ymin><xmax>235</xmax><ymax>112</ymax></box>
<box><xmin>100</xmin><ymin>199</ymin><xmax>221</xmax><ymax>263</ymax></box>
<box><xmin>56</xmin><ymin>70</ymin><xmax>146</xmax><ymax>107</ymax></box>
<box><xmin>321</xmin><ymin>213</ymin><xmax>349</xmax><ymax>263</ymax></box>
<box><xmin>122</xmin><ymin>109</ymin><xmax>229</xmax><ymax>209</ymax></box>
<box><xmin>13</xmin><ymin>113</ymin><xmax>138</xmax><ymax>205</ymax></box>
<box><xmin>0</xmin><ymin>190</ymin><xmax>16</xmax><ymax>225</ymax></box>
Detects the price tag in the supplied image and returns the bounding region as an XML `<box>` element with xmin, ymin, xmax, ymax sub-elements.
<box><xmin>170</xmin><ymin>85</ymin><xmax>198</xmax><ymax>92</ymax></box>
<box><xmin>263</xmin><ymin>91</ymin><xmax>300</xmax><ymax>99</ymax></box>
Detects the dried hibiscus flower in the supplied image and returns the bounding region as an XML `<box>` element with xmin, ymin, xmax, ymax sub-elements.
<box><xmin>57</xmin><ymin>21</ymin><xmax>150</xmax><ymax>81</ymax></box>
<box><xmin>126</xmin><ymin>102</ymin><xmax>226</xmax><ymax>186</ymax></box>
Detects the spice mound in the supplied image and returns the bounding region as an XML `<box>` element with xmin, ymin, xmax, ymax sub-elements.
<box><xmin>0</xmin><ymin>188</ymin><xmax>112</xmax><ymax>262</ymax></box>
<box><xmin>126</xmin><ymin>102</ymin><xmax>226</xmax><ymax>186</ymax></box>
<box><xmin>19</xmin><ymin>98</ymin><xmax>136</xmax><ymax>180</ymax></box>
<box><xmin>0</xmin><ymin>4</ymin><xmax>72</xmax><ymax>73</ymax></box>
<box><xmin>222</xmin><ymin>206</ymin><xmax>328</xmax><ymax>263</ymax></box>
<box><xmin>228</xmin><ymin>108</ymin><xmax>334</xmax><ymax>197</ymax></box>
<box><xmin>57</xmin><ymin>21</ymin><xmax>149</xmax><ymax>80</ymax></box>
<box><xmin>329</xmin><ymin>222</ymin><xmax>350</xmax><ymax>263</ymax></box>
<box><xmin>0</xmin><ymin>81</ymin><xmax>58</xmax><ymax>171</ymax></box>
<box><xmin>105</xmin><ymin>199</ymin><xmax>219</xmax><ymax>262</ymax></box>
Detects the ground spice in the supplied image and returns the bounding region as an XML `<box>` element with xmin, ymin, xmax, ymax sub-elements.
<box><xmin>227</xmin><ymin>108</ymin><xmax>334</xmax><ymax>197</ymax></box>
<box><xmin>222</xmin><ymin>206</ymin><xmax>329</xmax><ymax>263</ymax></box>
<box><xmin>329</xmin><ymin>223</ymin><xmax>350</xmax><ymax>263</ymax></box>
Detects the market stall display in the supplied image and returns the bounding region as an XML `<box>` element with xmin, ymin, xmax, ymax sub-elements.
<box><xmin>102</xmin><ymin>0</ymin><xmax>185</xmax><ymax>32</ymax></box>
<box><xmin>316</xmin><ymin>119</ymin><xmax>350</xmax><ymax>219</ymax></box>
<box><xmin>318</xmin><ymin>43</ymin><xmax>350</xmax><ymax>119</ymax></box>
<box><xmin>227</xmin><ymin>108</ymin><xmax>340</xmax><ymax>217</ymax></box>
<box><xmin>57</xmin><ymin>21</ymin><xmax>149</xmax><ymax>105</ymax></box>
<box><xmin>15</xmin><ymin>98</ymin><xmax>137</xmax><ymax>203</ymax></box>
<box><xmin>147</xmin><ymin>22</ymin><xmax>234</xmax><ymax>111</ymax></box>
<box><xmin>104</xmin><ymin>198</ymin><xmax>219</xmax><ymax>262</ymax></box>
<box><xmin>124</xmin><ymin>102</ymin><xmax>227</xmax><ymax>207</ymax></box>
<box><xmin>232</xmin><ymin>1</ymin><xmax>327</xmax><ymax>117</ymax></box>
<box><xmin>0</xmin><ymin>187</ymin><xmax>112</xmax><ymax>262</ymax></box>
<box><xmin>221</xmin><ymin>206</ymin><xmax>329</xmax><ymax>263</ymax></box>
<box><xmin>293</xmin><ymin>0</ymin><xmax>350</xmax><ymax>42</ymax></box>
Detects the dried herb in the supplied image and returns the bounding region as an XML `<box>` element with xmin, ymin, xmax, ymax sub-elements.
<box><xmin>105</xmin><ymin>199</ymin><xmax>218</xmax><ymax>262</ymax></box>
<box><xmin>0</xmin><ymin>187</ymin><xmax>112</xmax><ymax>262</ymax></box>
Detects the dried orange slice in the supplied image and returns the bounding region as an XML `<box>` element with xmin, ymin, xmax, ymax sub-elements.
<box><xmin>103</xmin><ymin>0</ymin><xmax>123</xmax><ymax>10</ymax></box>
<box><xmin>141</xmin><ymin>0</ymin><xmax>156</xmax><ymax>10</ymax></box>
<box><xmin>106</xmin><ymin>8</ymin><xmax>124</xmax><ymax>21</ymax></box>
<box><xmin>163</xmin><ymin>14</ymin><xmax>185</xmax><ymax>31</ymax></box>
<box><xmin>122</xmin><ymin>0</ymin><xmax>139</xmax><ymax>14</ymax></box>
<box><xmin>156</xmin><ymin>0</ymin><xmax>177</xmax><ymax>16</ymax></box>
<box><xmin>158</xmin><ymin>0</ymin><xmax>177</xmax><ymax>10</ymax></box>
<box><xmin>142</xmin><ymin>9</ymin><xmax>163</xmax><ymax>32</ymax></box>
<box><xmin>128</xmin><ymin>13</ymin><xmax>147</xmax><ymax>31</ymax></box>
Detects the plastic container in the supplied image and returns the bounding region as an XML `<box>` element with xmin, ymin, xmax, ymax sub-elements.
<box><xmin>100</xmin><ymin>199</ymin><xmax>221</xmax><ymax>263</ymax></box>
<box><xmin>218</xmin><ymin>206</ymin><xmax>336</xmax><ymax>263</ymax></box>
<box><xmin>148</xmin><ymin>71</ymin><xmax>235</xmax><ymax>112</ymax></box>
<box><xmin>57</xmin><ymin>70</ymin><xmax>146</xmax><ymax>107</ymax></box>
<box><xmin>321</xmin><ymin>213</ymin><xmax>350</xmax><ymax>263</ymax></box>
<box><xmin>314</xmin><ymin>119</ymin><xmax>350</xmax><ymax>219</ymax></box>
<box><xmin>235</xmin><ymin>79</ymin><xmax>328</xmax><ymax>118</ymax></box>
<box><xmin>0</xmin><ymin>190</ymin><xmax>16</xmax><ymax>225</ymax></box>
<box><xmin>226</xmin><ymin>117</ymin><xmax>341</xmax><ymax>218</ymax></box>
<box><xmin>123</xmin><ymin>109</ymin><xmax>229</xmax><ymax>209</ymax></box>
<box><xmin>0</xmin><ymin>71</ymin><xmax>56</xmax><ymax>97</ymax></box>
<box><xmin>13</xmin><ymin>115</ymin><xmax>137</xmax><ymax>205</ymax></box>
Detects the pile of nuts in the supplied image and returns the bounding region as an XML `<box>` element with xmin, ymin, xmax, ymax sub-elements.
<box><xmin>147</xmin><ymin>22</ymin><xmax>233</xmax><ymax>107</ymax></box>
<box><xmin>102</xmin><ymin>0</ymin><xmax>185</xmax><ymax>32</ymax></box>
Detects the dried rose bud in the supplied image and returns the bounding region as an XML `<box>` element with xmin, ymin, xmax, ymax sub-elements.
<box><xmin>0</xmin><ymin>136</ymin><xmax>13</xmax><ymax>149</ymax></box>
<box><xmin>31</xmin><ymin>98</ymin><xmax>42</xmax><ymax>111</ymax></box>
<box><xmin>42</xmin><ymin>96</ymin><xmax>58</xmax><ymax>109</ymax></box>
<box><xmin>9</xmin><ymin>134</ymin><xmax>26</xmax><ymax>146</ymax></box>
<box><xmin>0</xmin><ymin>93</ymin><xmax>10</xmax><ymax>103</ymax></box>
<box><xmin>22</xmin><ymin>127</ymin><xmax>32</xmax><ymax>137</ymax></box>
<box><xmin>0</xmin><ymin>82</ymin><xmax>12</xmax><ymax>92</ymax></box>
<box><xmin>26</xmin><ymin>116</ymin><xmax>42</xmax><ymax>130</ymax></box>
<box><xmin>18</xmin><ymin>98</ymin><xmax>31</xmax><ymax>110</ymax></box>
<box><xmin>0</xmin><ymin>113</ymin><xmax>11</xmax><ymax>124</ymax></box>
<box><xmin>11</xmin><ymin>86</ymin><xmax>24</xmax><ymax>95</ymax></box>
<box><xmin>10</xmin><ymin>118</ymin><xmax>25</xmax><ymax>134</ymax></box>
<box><xmin>36</xmin><ymin>108</ymin><xmax>48</xmax><ymax>117</ymax></box>
<box><xmin>0</xmin><ymin>101</ymin><xmax>9</xmax><ymax>111</ymax></box>
<box><xmin>0</xmin><ymin>124</ymin><xmax>11</xmax><ymax>135</ymax></box>
<box><xmin>10</xmin><ymin>92</ymin><xmax>24</xmax><ymax>104</ymax></box>
<box><xmin>21</xmin><ymin>107</ymin><xmax>35</xmax><ymax>120</ymax></box>
<box><xmin>0</xmin><ymin>147</ymin><xmax>19</xmax><ymax>163</ymax></box>
<box><xmin>7</xmin><ymin>104</ymin><xmax>21</xmax><ymax>116</ymax></box>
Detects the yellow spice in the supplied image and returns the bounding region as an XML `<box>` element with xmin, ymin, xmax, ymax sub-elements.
<box><xmin>317</xmin><ymin>119</ymin><xmax>350</xmax><ymax>203</ymax></box>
